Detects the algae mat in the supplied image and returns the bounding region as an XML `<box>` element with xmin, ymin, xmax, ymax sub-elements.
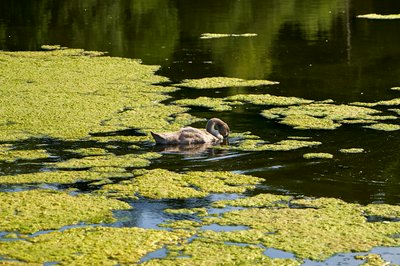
<box><xmin>0</xmin><ymin>48</ymin><xmax>190</xmax><ymax>142</ymax></box>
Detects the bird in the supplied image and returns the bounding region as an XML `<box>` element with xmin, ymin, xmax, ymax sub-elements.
<box><xmin>151</xmin><ymin>118</ymin><xmax>230</xmax><ymax>145</ymax></box>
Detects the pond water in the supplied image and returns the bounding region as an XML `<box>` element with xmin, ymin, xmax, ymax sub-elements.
<box><xmin>1</xmin><ymin>1</ymin><xmax>400</xmax><ymax>263</ymax></box>
<box><xmin>1</xmin><ymin>0</ymin><xmax>399</xmax><ymax>204</ymax></box>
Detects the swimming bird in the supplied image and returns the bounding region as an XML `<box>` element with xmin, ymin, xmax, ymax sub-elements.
<box><xmin>151</xmin><ymin>118</ymin><xmax>230</xmax><ymax>144</ymax></box>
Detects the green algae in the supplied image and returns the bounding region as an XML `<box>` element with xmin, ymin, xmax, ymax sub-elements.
<box><xmin>0</xmin><ymin>49</ymin><xmax>190</xmax><ymax>142</ymax></box>
<box><xmin>389</xmin><ymin>109</ymin><xmax>400</xmax><ymax>115</ymax></box>
<box><xmin>392</xmin><ymin>87</ymin><xmax>400</xmax><ymax>91</ymax></box>
<box><xmin>236</xmin><ymin>139</ymin><xmax>322</xmax><ymax>152</ymax></box>
<box><xmin>98</xmin><ymin>169</ymin><xmax>264</xmax><ymax>200</ymax></box>
<box><xmin>143</xmin><ymin>238</ymin><xmax>300</xmax><ymax>266</ymax></box>
<box><xmin>363</xmin><ymin>123</ymin><xmax>400</xmax><ymax>131</ymax></box>
<box><xmin>339</xmin><ymin>148</ymin><xmax>365</xmax><ymax>154</ymax></box>
<box><xmin>199</xmin><ymin>196</ymin><xmax>400</xmax><ymax>261</ymax></box>
<box><xmin>0</xmin><ymin>227</ymin><xmax>192</xmax><ymax>265</ymax></box>
<box><xmin>261</xmin><ymin>103</ymin><xmax>395</xmax><ymax>130</ymax></box>
<box><xmin>0</xmin><ymin>170</ymin><xmax>132</xmax><ymax>185</ymax></box>
<box><xmin>50</xmin><ymin>152</ymin><xmax>161</xmax><ymax>170</ymax></box>
<box><xmin>164</xmin><ymin>207</ymin><xmax>208</xmax><ymax>217</ymax></box>
<box><xmin>0</xmin><ymin>190</ymin><xmax>130</xmax><ymax>234</ymax></box>
<box><xmin>351</xmin><ymin>98</ymin><xmax>400</xmax><ymax>107</ymax></box>
<box><xmin>303</xmin><ymin>153</ymin><xmax>333</xmax><ymax>159</ymax></box>
<box><xmin>226</xmin><ymin>94</ymin><xmax>313</xmax><ymax>106</ymax></box>
<box><xmin>200</xmin><ymin>33</ymin><xmax>258</xmax><ymax>39</ymax></box>
<box><xmin>0</xmin><ymin>149</ymin><xmax>49</xmax><ymax>162</ymax></box>
<box><xmin>65</xmin><ymin>147</ymin><xmax>109</xmax><ymax>156</ymax></box>
<box><xmin>173</xmin><ymin>77</ymin><xmax>278</xmax><ymax>89</ymax></box>
<box><xmin>159</xmin><ymin>220</ymin><xmax>203</xmax><ymax>230</ymax></box>
<box><xmin>357</xmin><ymin>13</ymin><xmax>400</xmax><ymax>19</ymax></box>
<box><xmin>355</xmin><ymin>254</ymin><xmax>390</xmax><ymax>266</ymax></box>
<box><xmin>212</xmin><ymin>194</ymin><xmax>291</xmax><ymax>208</ymax></box>
<box><xmin>174</xmin><ymin>97</ymin><xmax>241</xmax><ymax>111</ymax></box>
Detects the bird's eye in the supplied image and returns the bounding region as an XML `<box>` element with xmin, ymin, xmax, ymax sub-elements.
<box><xmin>214</xmin><ymin>125</ymin><xmax>219</xmax><ymax>130</ymax></box>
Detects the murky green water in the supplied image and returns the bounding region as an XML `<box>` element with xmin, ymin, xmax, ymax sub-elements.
<box><xmin>1</xmin><ymin>0</ymin><xmax>400</xmax><ymax>264</ymax></box>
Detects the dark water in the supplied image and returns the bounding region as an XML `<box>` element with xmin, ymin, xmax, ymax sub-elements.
<box><xmin>1</xmin><ymin>0</ymin><xmax>399</xmax><ymax>206</ymax></box>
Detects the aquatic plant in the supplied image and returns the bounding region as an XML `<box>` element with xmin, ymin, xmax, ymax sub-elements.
<box><xmin>357</xmin><ymin>13</ymin><xmax>400</xmax><ymax>19</ymax></box>
<box><xmin>173</xmin><ymin>77</ymin><xmax>278</xmax><ymax>89</ymax></box>
<box><xmin>200</xmin><ymin>33</ymin><xmax>258</xmax><ymax>39</ymax></box>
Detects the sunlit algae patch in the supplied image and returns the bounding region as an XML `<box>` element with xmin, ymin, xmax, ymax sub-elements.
<box><xmin>261</xmin><ymin>103</ymin><xmax>397</xmax><ymax>130</ymax></box>
<box><xmin>0</xmin><ymin>48</ymin><xmax>192</xmax><ymax>142</ymax></box>
<box><xmin>0</xmin><ymin>227</ymin><xmax>192</xmax><ymax>265</ymax></box>
<box><xmin>357</xmin><ymin>13</ymin><xmax>400</xmax><ymax>19</ymax></box>
<box><xmin>97</xmin><ymin>168</ymin><xmax>264</xmax><ymax>199</ymax></box>
<box><xmin>303</xmin><ymin>153</ymin><xmax>333</xmax><ymax>159</ymax></box>
<box><xmin>0</xmin><ymin>189</ymin><xmax>130</xmax><ymax>234</ymax></box>
<box><xmin>173</xmin><ymin>77</ymin><xmax>278</xmax><ymax>89</ymax></box>
<box><xmin>200</xmin><ymin>33</ymin><xmax>258</xmax><ymax>39</ymax></box>
<box><xmin>195</xmin><ymin>195</ymin><xmax>400</xmax><ymax>261</ymax></box>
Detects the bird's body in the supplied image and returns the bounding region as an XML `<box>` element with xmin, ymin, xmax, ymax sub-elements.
<box><xmin>151</xmin><ymin>118</ymin><xmax>230</xmax><ymax>145</ymax></box>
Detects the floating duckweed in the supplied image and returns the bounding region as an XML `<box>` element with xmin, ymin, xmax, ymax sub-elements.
<box><xmin>0</xmin><ymin>227</ymin><xmax>192</xmax><ymax>265</ymax></box>
<box><xmin>226</xmin><ymin>94</ymin><xmax>312</xmax><ymax>106</ymax></box>
<box><xmin>65</xmin><ymin>148</ymin><xmax>109</xmax><ymax>156</ymax></box>
<box><xmin>392</xmin><ymin>87</ymin><xmax>400</xmax><ymax>91</ymax></box>
<box><xmin>50</xmin><ymin>152</ymin><xmax>161</xmax><ymax>169</ymax></box>
<box><xmin>160</xmin><ymin>220</ymin><xmax>203</xmax><ymax>230</ymax></box>
<box><xmin>0</xmin><ymin>170</ymin><xmax>132</xmax><ymax>185</ymax></box>
<box><xmin>362</xmin><ymin>204</ymin><xmax>400</xmax><ymax>219</ymax></box>
<box><xmin>303</xmin><ymin>153</ymin><xmax>333</xmax><ymax>159</ymax></box>
<box><xmin>389</xmin><ymin>108</ymin><xmax>400</xmax><ymax>116</ymax></box>
<box><xmin>357</xmin><ymin>13</ymin><xmax>400</xmax><ymax>19</ymax></box>
<box><xmin>0</xmin><ymin>190</ymin><xmax>130</xmax><ymax>234</ymax></box>
<box><xmin>98</xmin><ymin>169</ymin><xmax>264</xmax><ymax>199</ymax></box>
<box><xmin>174</xmin><ymin>97</ymin><xmax>241</xmax><ymax>111</ymax></box>
<box><xmin>287</xmin><ymin>136</ymin><xmax>312</xmax><ymax>140</ymax></box>
<box><xmin>200</xmin><ymin>33</ymin><xmax>258</xmax><ymax>39</ymax></box>
<box><xmin>0</xmin><ymin>149</ymin><xmax>49</xmax><ymax>162</ymax></box>
<box><xmin>355</xmin><ymin>254</ymin><xmax>389</xmax><ymax>266</ymax></box>
<box><xmin>212</xmin><ymin>194</ymin><xmax>291</xmax><ymax>208</ymax></box>
<box><xmin>143</xmin><ymin>238</ymin><xmax>299</xmax><ymax>266</ymax></box>
<box><xmin>41</xmin><ymin>44</ymin><xmax>63</xmax><ymax>50</ymax></box>
<box><xmin>201</xmin><ymin>196</ymin><xmax>400</xmax><ymax>261</ymax></box>
<box><xmin>339</xmin><ymin>148</ymin><xmax>364</xmax><ymax>154</ymax></box>
<box><xmin>351</xmin><ymin>98</ymin><xmax>400</xmax><ymax>107</ymax></box>
<box><xmin>173</xmin><ymin>77</ymin><xmax>278</xmax><ymax>89</ymax></box>
<box><xmin>363</xmin><ymin>123</ymin><xmax>400</xmax><ymax>131</ymax></box>
<box><xmin>236</xmin><ymin>139</ymin><xmax>322</xmax><ymax>152</ymax></box>
<box><xmin>164</xmin><ymin>207</ymin><xmax>208</xmax><ymax>217</ymax></box>
<box><xmin>0</xmin><ymin>49</ymin><xmax>188</xmax><ymax>142</ymax></box>
<box><xmin>261</xmin><ymin>103</ymin><xmax>393</xmax><ymax>130</ymax></box>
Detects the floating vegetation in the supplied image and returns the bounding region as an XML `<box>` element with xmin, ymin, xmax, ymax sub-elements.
<box><xmin>389</xmin><ymin>109</ymin><xmax>400</xmax><ymax>115</ymax></box>
<box><xmin>226</xmin><ymin>94</ymin><xmax>313</xmax><ymax>106</ymax></box>
<box><xmin>357</xmin><ymin>13</ymin><xmax>400</xmax><ymax>19</ymax></box>
<box><xmin>0</xmin><ymin>227</ymin><xmax>192</xmax><ymax>265</ymax></box>
<box><xmin>200</xmin><ymin>33</ymin><xmax>258</xmax><ymax>39</ymax></box>
<box><xmin>212</xmin><ymin>194</ymin><xmax>291</xmax><ymax>208</ymax></box>
<box><xmin>351</xmin><ymin>98</ymin><xmax>400</xmax><ymax>107</ymax></box>
<box><xmin>0</xmin><ymin>170</ymin><xmax>132</xmax><ymax>185</ymax></box>
<box><xmin>339</xmin><ymin>148</ymin><xmax>365</xmax><ymax>154</ymax></box>
<box><xmin>49</xmin><ymin>152</ymin><xmax>161</xmax><ymax>170</ymax></box>
<box><xmin>0</xmin><ymin>190</ymin><xmax>130</xmax><ymax>234</ymax></box>
<box><xmin>65</xmin><ymin>148</ymin><xmax>109</xmax><ymax>156</ymax></box>
<box><xmin>303</xmin><ymin>153</ymin><xmax>333</xmax><ymax>159</ymax></box>
<box><xmin>198</xmin><ymin>196</ymin><xmax>400</xmax><ymax>261</ymax></box>
<box><xmin>164</xmin><ymin>207</ymin><xmax>209</xmax><ymax>217</ymax></box>
<box><xmin>0</xmin><ymin>149</ymin><xmax>49</xmax><ymax>162</ymax></box>
<box><xmin>144</xmin><ymin>238</ymin><xmax>299</xmax><ymax>266</ymax></box>
<box><xmin>261</xmin><ymin>103</ymin><xmax>396</xmax><ymax>130</ymax></box>
<box><xmin>235</xmin><ymin>139</ymin><xmax>322</xmax><ymax>152</ymax></box>
<box><xmin>174</xmin><ymin>97</ymin><xmax>241</xmax><ymax>111</ymax></box>
<box><xmin>173</xmin><ymin>77</ymin><xmax>278</xmax><ymax>89</ymax></box>
<box><xmin>356</xmin><ymin>254</ymin><xmax>390</xmax><ymax>266</ymax></box>
<box><xmin>392</xmin><ymin>87</ymin><xmax>400</xmax><ymax>91</ymax></box>
<box><xmin>363</xmin><ymin>123</ymin><xmax>400</xmax><ymax>131</ymax></box>
<box><xmin>0</xmin><ymin>48</ymin><xmax>189</xmax><ymax>142</ymax></box>
<box><xmin>97</xmin><ymin>169</ymin><xmax>264</xmax><ymax>199</ymax></box>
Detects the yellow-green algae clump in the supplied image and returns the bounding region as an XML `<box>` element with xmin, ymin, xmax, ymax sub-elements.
<box><xmin>226</xmin><ymin>94</ymin><xmax>313</xmax><ymax>106</ymax></box>
<box><xmin>261</xmin><ymin>103</ymin><xmax>396</xmax><ymax>130</ymax></box>
<box><xmin>303</xmin><ymin>153</ymin><xmax>333</xmax><ymax>159</ymax></box>
<box><xmin>200</xmin><ymin>33</ymin><xmax>258</xmax><ymax>39</ymax></box>
<box><xmin>0</xmin><ymin>170</ymin><xmax>132</xmax><ymax>185</ymax></box>
<box><xmin>357</xmin><ymin>13</ymin><xmax>400</xmax><ymax>19</ymax></box>
<box><xmin>236</xmin><ymin>139</ymin><xmax>322</xmax><ymax>152</ymax></box>
<box><xmin>0</xmin><ymin>189</ymin><xmax>130</xmax><ymax>234</ymax></box>
<box><xmin>196</xmin><ymin>195</ymin><xmax>400</xmax><ymax>261</ymax></box>
<box><xmin>98</xmin><ymin>169</ymin><xmax>264</xmax><ymax>199</ymax></box>
<box><xmin>173</xmin><ymin>77</ymin><xmax>278</xmax><ymax>89</ymax></box>
<box><xmin>174</xmin><ymin>97</ymin><xmax>240</xmax><ymax>111</ymax></box>
<box><xmin>0</xmin><ymin>149</ymin><xmax>49</xmax><ymax>162</ymax></box>
<box><xmin>363</xmin><ymin>123</ymin><xmax>400</xmax><ymax>131</ymax></box>
<box><xmin>339</xmin><ymin>148</ymin><xmax>365</xmax><ymax>154</ymax></box>
<box><xmin>0</xmin><ymin>227</ymin><xmax>192</xmax><ymax>265</ymax></box>
<box><xmin>0</xmin><ymin>48</ymin><xmax>192</xmax><ymax>142</ymax></box>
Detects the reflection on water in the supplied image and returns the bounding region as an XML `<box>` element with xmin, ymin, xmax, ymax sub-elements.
<box><xmin>0</xmin><ymin>0</ymin><xmax>399</xmax><ymax>204</ymax></box>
